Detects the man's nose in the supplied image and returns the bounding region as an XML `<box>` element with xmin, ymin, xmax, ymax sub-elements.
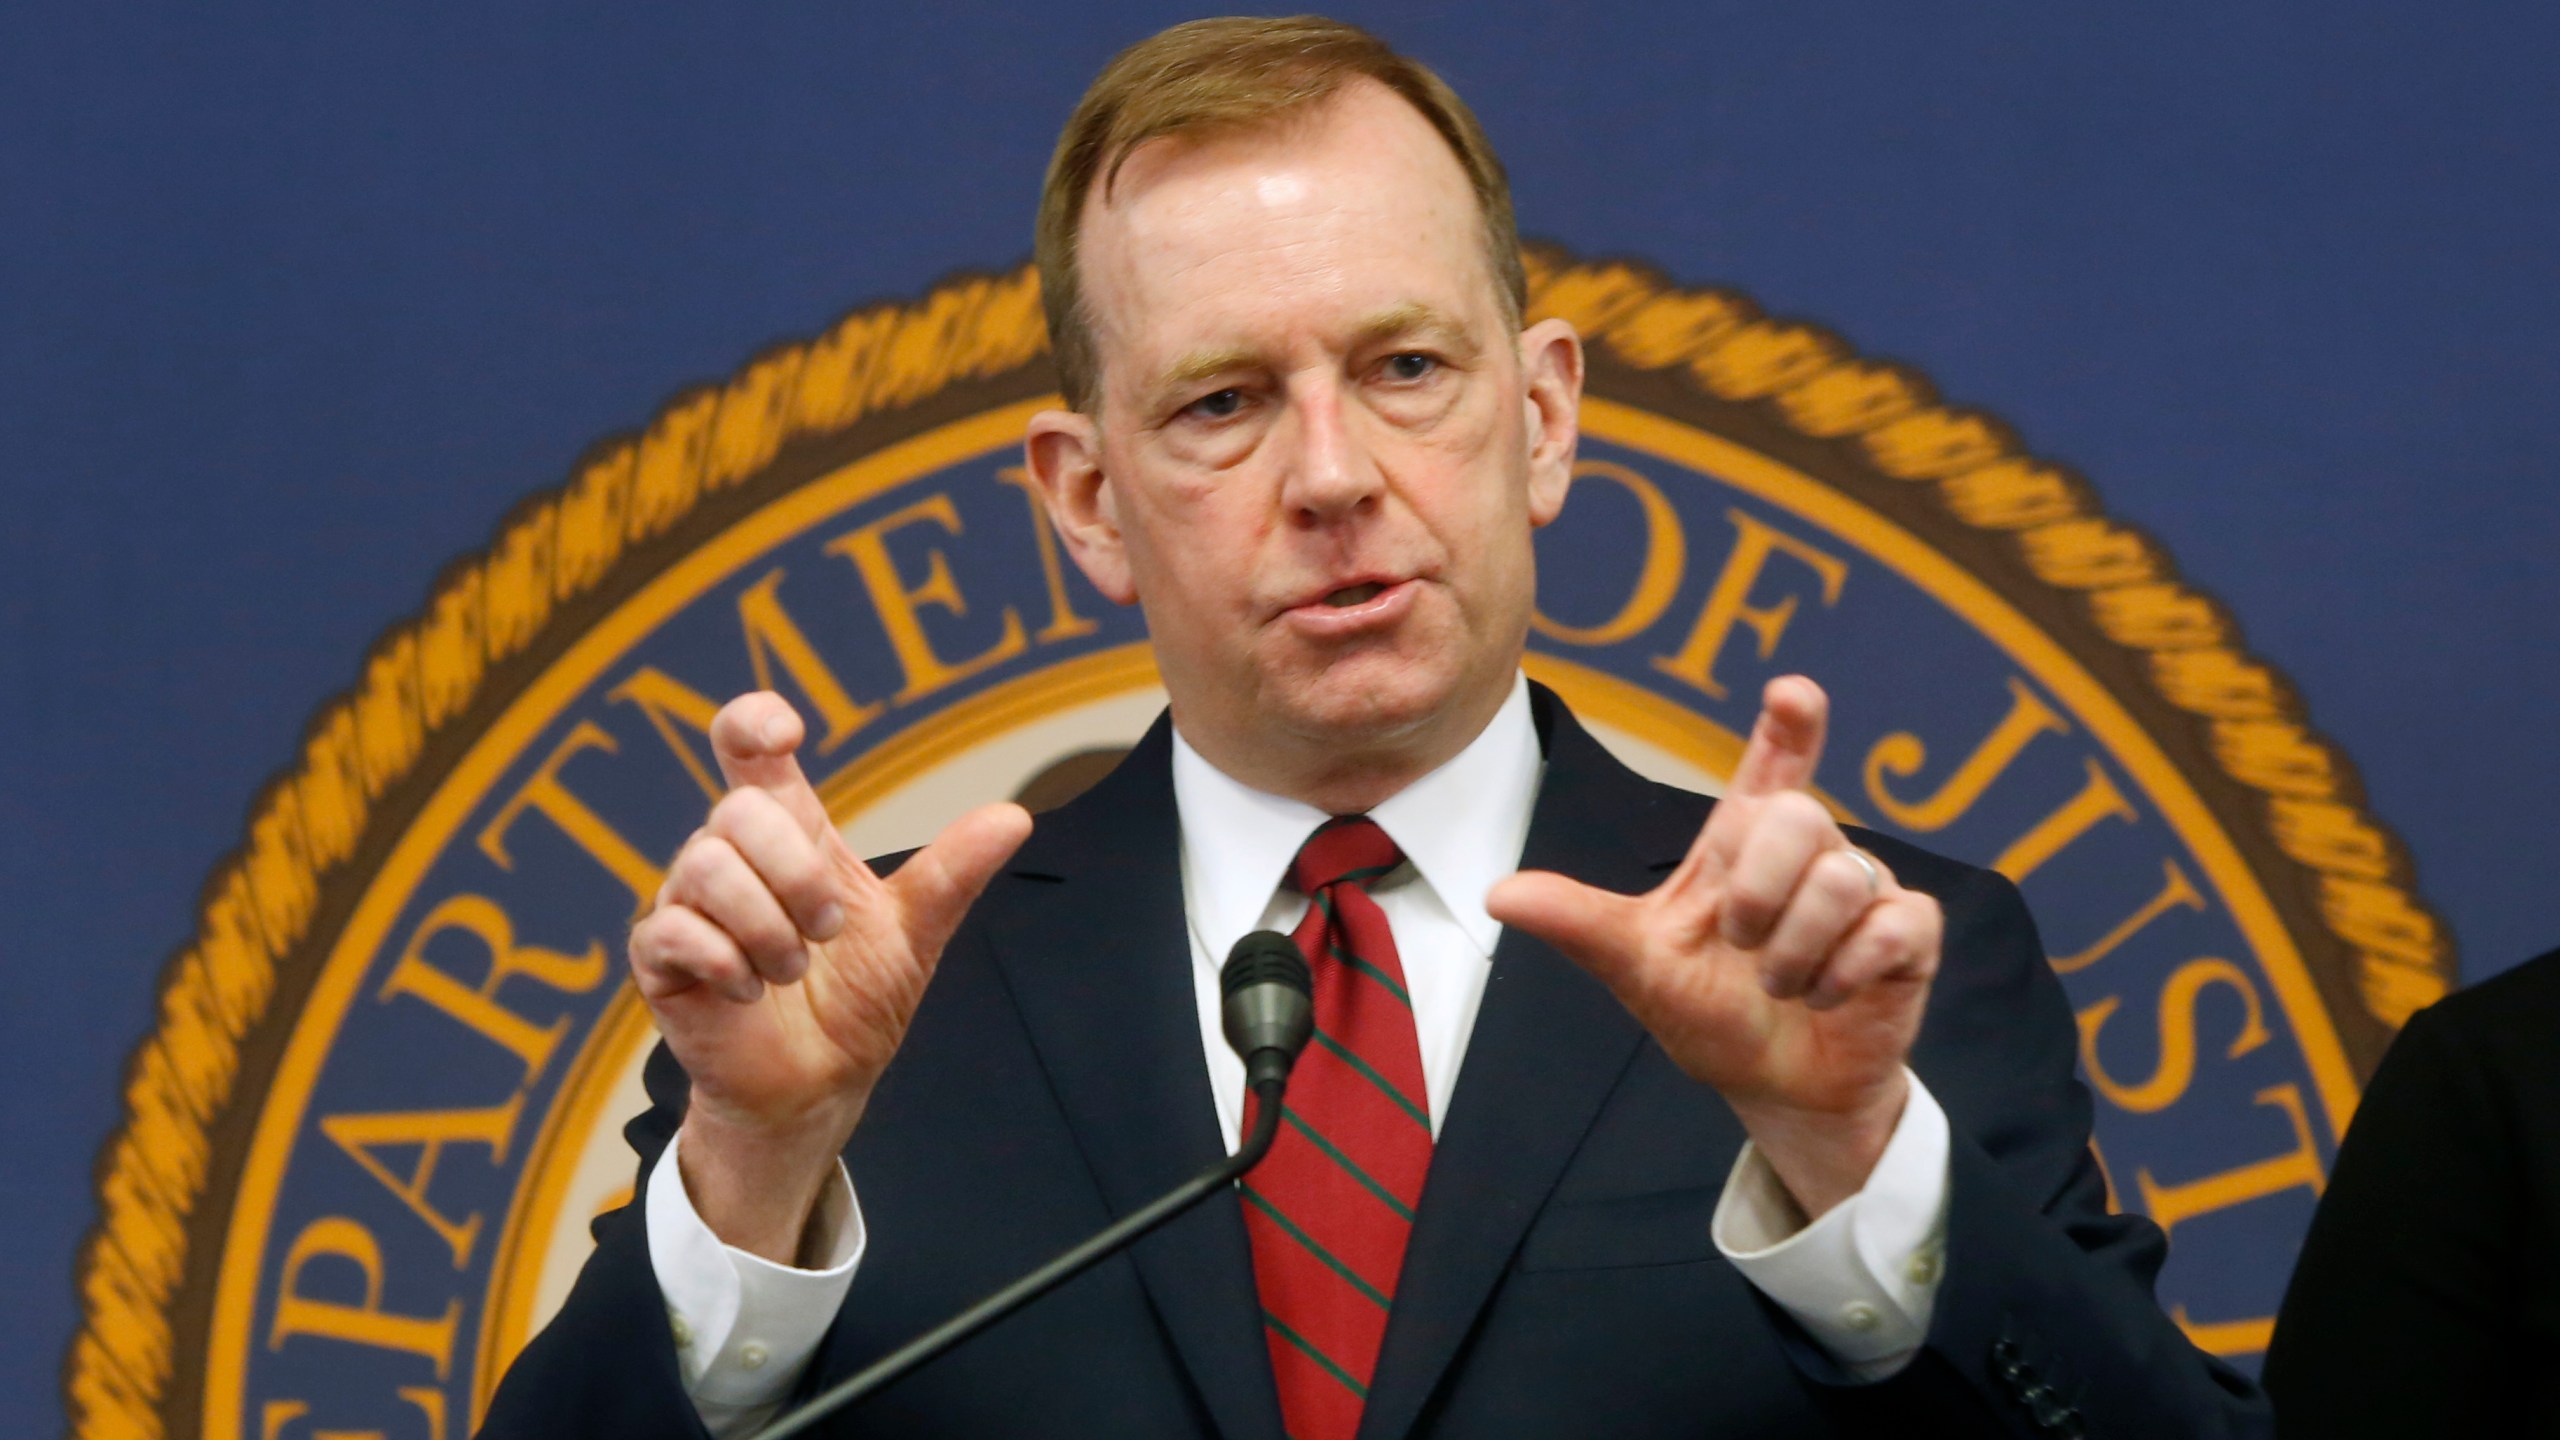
<box><xmin>1278</xmin><ymin>377</ymin><xmax>1385</xmax><ymax>526</ymax></box>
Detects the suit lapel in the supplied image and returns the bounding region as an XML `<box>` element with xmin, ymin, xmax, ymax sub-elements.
<box><xmin>982</xmin><ymin>715</ymin><xmax>1287</xmax><ymax>1440</ymax></box>
<box><xmin>1356</xmin><ymin>689</ymin><xmax>1695</xmax><ymax>1440</ymax></box>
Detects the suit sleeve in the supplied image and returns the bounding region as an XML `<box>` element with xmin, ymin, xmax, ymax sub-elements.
<box><xmin>1827</xmin><ymin>858</ymin><xmax>2274</xmax><ymax>1438</ymax></box>
<box><xmin>474</xmin><ymin>1040</ymin><xmax>726</xmax><ymax>1440</ymax></box>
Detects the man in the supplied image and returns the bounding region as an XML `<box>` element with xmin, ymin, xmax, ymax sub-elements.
<box><xmin>482</xmin><ymin>17</ymin><xmax>2266</xmax><ymax>1438</ymax></box>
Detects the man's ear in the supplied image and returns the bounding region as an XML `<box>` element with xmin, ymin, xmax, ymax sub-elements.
<box><xmin>1518</xmin><ymin>316</ymin><xmax>1585</xmax><ymax>527</ymax></box>
<box><xmin>1022</xmin><ymin>408</ymin><xmax>1137</xmax><ymax>605</ymax></box>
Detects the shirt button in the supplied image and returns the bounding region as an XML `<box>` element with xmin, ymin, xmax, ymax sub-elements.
<box><xmin>670</xmin><ymin>1315</ymin><xmax>693</xmax><ymax>1348</ymax></box>
<box><xmin>739</xmin><ymin>1340</ymin><xmax>771</xmax><ymax>1371</ymax></box>
<box><xmin>1841</xmin><ymin>1301</ymin><xmax>1883</xmax><ymax>1333</ymax></box>
<box><xmin>1906</xmin><ymin>1251</ymin><xmax>1942</xmax><ymax>1286</ymax></box>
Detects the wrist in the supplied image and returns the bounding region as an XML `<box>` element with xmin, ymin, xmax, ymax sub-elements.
<box><xmin>675</xmin><ymin>1098</ymin><xmax>864</xmax><ymax>1265</ymax></box>
<box><xmin>1730</xmin><ymin>1070</ymin><xmax>1910</xmax><ymax>1220</ymax></box>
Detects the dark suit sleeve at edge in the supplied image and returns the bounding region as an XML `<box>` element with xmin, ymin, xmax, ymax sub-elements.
<box><xmin>1832</xmin><ymin>858</ymin><xmax>2273</xmax><ymax>1439</ymax></box>
<box><xmin>474</xmin><ymin>1039</ymin><xmax>717</xmax><ymax>1440</ymax></box>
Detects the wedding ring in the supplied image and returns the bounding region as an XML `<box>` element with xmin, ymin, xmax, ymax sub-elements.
<box><xmin>1842</xmin><ymin>847</ymin><xmax>1883</xmax><ymax>899</ymax></box>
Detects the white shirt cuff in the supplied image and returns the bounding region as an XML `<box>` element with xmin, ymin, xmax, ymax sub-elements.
<box><xmin>1712</xmin><ymin>1069</ymin><xmax>1951</xmax><ymax>1380</ymax></box>
<box><xmin>645</xmin><ymin>1129</ymin><xmax>865</xmax><ymax>1436</ymax></box>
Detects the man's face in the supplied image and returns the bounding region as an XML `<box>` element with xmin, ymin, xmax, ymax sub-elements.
<box><xmin>1031</xmin><ymin>80</ymin><xmax>1581</xmax><ymax>790</ymax></box>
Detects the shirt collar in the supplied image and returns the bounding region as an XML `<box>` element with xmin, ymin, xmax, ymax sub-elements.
<box><xmin>1170</xmin><ymin>673</ymin><xmax>1542</xmax><ymax>957</ymax></box>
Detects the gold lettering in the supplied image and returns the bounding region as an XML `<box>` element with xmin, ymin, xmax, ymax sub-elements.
<box><xmin>377</xmin><ymin>894</ymin><xmax>606</xmax><ymax>1082</ymax></box>
<box><xmin>994</xmin><ymin>467</ymin><xmax>1102</xmax><ymax>643</ymax></box>
<box><xmin>1531</xmin><ymin>460</ymin><xmax>1688</xmax><ymax>646</ymax></box>
<box><xmin>2136</xmin><ymin>1084</ymin><xmax>2325</xmax><ymax>1237</ymax></box>
<box><xmin>268</xmin><ymin>1217</ymin><xmax>461</xmax><ymax>1376</ymax></box>
<box><xmin>827</xmin><ymin>494</ymin><xmax>1028</xmax><ymax>703</ymax></box>
<box><xmin>736</xmin><ymin>569</ymin><xmax>885</xmax><ymax>752</ymax></box>
<box><xmin>2077</xmin><ymin>958</ymin><xmax>2271</xmax><ymax>1114</ymax></box>
<box><xmin>398</xmin><ymin>1387</ymin><xmax>447</xmax><ymax>1440</ymax></box>
<box><xmin>605</xmin><ymin>666</ymin><xmax>724</xmax><ymax>803</ymax></box>
<box><xmin>2173</xmin><ymin>1306</ymin><xmax>2274</xmax><ymax>1358</ymax></box>
<box><xmin>1993</xmin><ymin>757</ymin><xmax>2138</xmax><ymax>883</ymax></box>
<box><xmin>475</xmin><ymin>722</ymin><xmax>662</xmax><ymax>907</ymax></box>
<box><xmin>2051</xmin><ymin>859</ymin><xmax>2208</xmax><ymax>974</ymax></box>
<box><xmin>319</xmin><ymin>1098</ymin><xmax>525</xmax><ymax>1267</ymax></box>
<box><xmin>1651</xmin><ymin>509</ymin><xmax>1848</xmax><ymax>699</ymax></box>
<box><xmin>1863</xmin><ymin>677</ymin><xmax>2067</xmax><ymax>831</ymax></box>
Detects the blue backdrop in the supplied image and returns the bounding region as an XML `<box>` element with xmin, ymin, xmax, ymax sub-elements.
<box><xmin>5</xmin><ymin>4</ymin><xmax>2557</xmax><ymax>1431</ymax></box>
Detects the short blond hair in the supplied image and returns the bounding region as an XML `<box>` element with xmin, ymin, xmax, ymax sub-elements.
<box><xmin>1035</xmin><ymin>15</ymin><xmax>1526</xmax><ymax>412</ymax></box>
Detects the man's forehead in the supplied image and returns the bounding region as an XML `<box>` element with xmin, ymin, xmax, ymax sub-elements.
<box><xmin>1081</xmin><ymin>82</ymin><xmax>1481</xmax><ymax>280</ymax></box>
<box><xmin>1075</xmin><ymin>88</ymin><xmax>1500</xmax><ymax>395</ymax></box>
<box><xmin>1096</xmin><ymin>77</ymin><xmax>1429</xmax><ymax>205</ymax></box>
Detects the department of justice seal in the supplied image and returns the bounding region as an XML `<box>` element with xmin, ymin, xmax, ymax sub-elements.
<box><xmin>70</xmin><ymin>251</ymin><xmax>2450</xmax><ymax>1437</ymax></box>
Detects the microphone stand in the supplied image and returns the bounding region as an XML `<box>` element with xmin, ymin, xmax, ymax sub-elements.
<box><xmin>756</xmin><ymin>1075</ymin><xmax>1290</xmax><ymax>1439</ymax></box>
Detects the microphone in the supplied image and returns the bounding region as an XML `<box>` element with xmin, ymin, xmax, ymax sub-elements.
<box><xmin>1223</xmin><ymin>928</ymin><xmax>1316</xmax><ymax>1091</ymax></box>
<box><xmin>757</xmin><ymin>931</ymin><xmax>1313</xmax><ymax>1439</ymax></box>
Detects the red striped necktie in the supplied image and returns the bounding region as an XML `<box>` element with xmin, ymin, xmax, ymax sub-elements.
<box><xmin>1242</xmin><ymin>815</ymin><xmax>1433</xmax><ymax>1440</ymax></box>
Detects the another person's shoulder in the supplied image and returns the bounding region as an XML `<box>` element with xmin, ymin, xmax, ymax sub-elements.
<box><xmin>2414</xmin><ymin>942</ymin><xmax>2560</xmax><ymax>1021</ymax></box>
<box><xmin>2344</xmin><ymin>944</ymin><xmax>2560</xmax><ymax>1164</ymax></box>
<box><xmin>2394</xmin><ymin>944</ymin><xmax>2560</xmax><ymax>1068</ymax></box>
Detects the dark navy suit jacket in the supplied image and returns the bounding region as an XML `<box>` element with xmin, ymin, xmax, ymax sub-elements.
<box><xmin>480</xmin><ymin>687</ymin><xmax>2269</xmax><ymax>1438</ymax></box>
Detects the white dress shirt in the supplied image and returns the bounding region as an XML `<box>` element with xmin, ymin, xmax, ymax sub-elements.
<box><xmin>645</xmin><ymin>676</ymin><xmax>1953</xmax><ymax>1435</ymax></box>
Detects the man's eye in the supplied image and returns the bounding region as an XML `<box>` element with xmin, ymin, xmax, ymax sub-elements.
<box><xmin>1184</xmin><ymin>388</ymin><xmax>1245</xmax><ymax>420</ymax></box>
<box><xmin>1384</xmin><ymin>352</ymin><xmax>1439</xmax><ymax>382</ymax></box>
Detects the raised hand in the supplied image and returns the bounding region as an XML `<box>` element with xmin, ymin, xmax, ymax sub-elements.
<box><xmin>628</xmin><ymin>691</ymin><xmax>1032</xmax><ymax>1261</ymax></box>
<box><xmin>1486</xmin><ymin>675</ymin><xmax>1941</xmax><ymax>1217</ymax></box>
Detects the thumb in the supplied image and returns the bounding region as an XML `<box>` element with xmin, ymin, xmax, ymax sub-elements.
<box><xmin>886</xmin><ymin>802</ymin><xmax>1036</xmax><ymax>958</ymax></box>
<box><xmin>1487</xmin><ymin>870</ymin><xmax>1643</xmax><ymax>989</ymax></box>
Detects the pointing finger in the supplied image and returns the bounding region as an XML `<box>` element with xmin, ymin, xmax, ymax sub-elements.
<box><xmin>1726</xmin><ymin>675</ymin><xmax>1830</xmax><ymax>801</ymax></box>
<box><xmin>710</xmin><ymin>692</ymin><xmax>834</xmax><ymax>840</ymax></box>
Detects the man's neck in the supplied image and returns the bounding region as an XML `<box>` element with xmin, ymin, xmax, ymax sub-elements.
<box><xmin>1170</xmin><ymin>669</ymin><xmax>1517</xmax><ymax>815</ymax></box>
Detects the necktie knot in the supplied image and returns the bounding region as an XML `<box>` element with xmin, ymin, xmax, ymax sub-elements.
<box><xmin>1290</xmin><ymin>816</ymin><xmax>1403</xmax><ymax>897</ymax></box>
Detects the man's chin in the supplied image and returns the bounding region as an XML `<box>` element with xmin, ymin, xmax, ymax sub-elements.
<box><xmin>1267</xmin><ymin>656</ymin><xmax>1475</xmax><ymax>750</ymax></box>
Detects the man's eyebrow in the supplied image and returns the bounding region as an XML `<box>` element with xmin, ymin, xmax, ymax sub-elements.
<box><xmin>1155</xmin><ymin>346</ymin><xmax>1262</xmax><ymax>395</ymax></box>
<box><xmin>1361</xmin><ymin>301</ymin><xmax>1484</xmax><ymax>356</ymax></box>
<box><xmin>1147</xmin><ymin>304</ymin><xmax>1483</xmax><ymax>400</ymax></box>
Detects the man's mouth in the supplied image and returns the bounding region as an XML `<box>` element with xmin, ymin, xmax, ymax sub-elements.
<box><xmin>1281</xmin><ymin>577</ymin><xmax>1417</xmax><ymax>636</ymax></box>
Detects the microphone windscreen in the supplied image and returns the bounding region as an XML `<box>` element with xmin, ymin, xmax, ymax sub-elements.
<box><xmin>1221</xmin><ymin>929</ymin><xmax>1310</xmax><ymax>1001</ymax></box>
<box><xmin>1220</xmin><ymin>930</ymin><xmax>1313</xmax><ymax>1068</ymax></box>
